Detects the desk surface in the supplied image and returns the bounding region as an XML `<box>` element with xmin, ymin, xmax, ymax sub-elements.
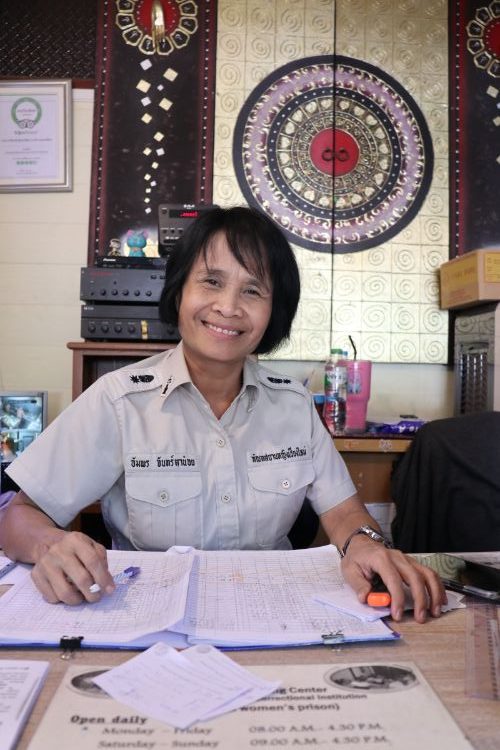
<box><xmin>11</xmin><ymin>607</ymin><xmax>499</xmax><ymax>750</ymax></box>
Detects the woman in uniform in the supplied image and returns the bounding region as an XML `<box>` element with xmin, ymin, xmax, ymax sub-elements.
<box><xmin>0</xmin><ymin>206</ymin><xmax>445</xmax><ymax>621</ymax></box>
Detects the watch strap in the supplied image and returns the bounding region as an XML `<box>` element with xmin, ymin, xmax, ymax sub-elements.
<box><xmin>339</xmin><ymin>525</ymin><xmax>392</xmax><ymax>558</ymax></box>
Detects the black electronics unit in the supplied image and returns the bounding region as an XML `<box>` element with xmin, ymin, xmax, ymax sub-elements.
<box><xmin>158</xmin><ymin>203</ymin><xmax>216</xmax><ymax>255</ymax></box>
<box><xmin>81</xmin><ymin>304</ymin><xmax>179</xmax><ymax>342</ymax></box>
<box><xmin>80</xmin><ymin>267</ymin><xmax>166</xmax><ymax>304</ymax></box>
<box><xmin>80</xmin><ymin>203</ymin><xmax>216</xmax><ymax>342</ymax></box>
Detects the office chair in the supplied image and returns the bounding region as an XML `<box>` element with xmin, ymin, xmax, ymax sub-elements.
<box><xmin>391</xmin><ymin>412</ymin><xmax>500</xmax><ymax>552</ymax></box>
<box><xmin>287</xmin><ymin>498</ymin><xmax>320</xmax><ymax>549</ymax></box>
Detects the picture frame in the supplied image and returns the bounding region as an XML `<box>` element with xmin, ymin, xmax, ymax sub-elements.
<box><xmin>0</xmin><ymin>79</ymin><xmax>72</xmax><ymax>192</ymax></box>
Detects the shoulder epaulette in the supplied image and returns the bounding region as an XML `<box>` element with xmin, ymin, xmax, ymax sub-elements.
<box><xmin>107</xmin><ymin>367</ymin><xmax>162</xmax><ymax>399</ymax></box>
<box><xmin>257</xmin><ymin>367</ymin><xmax>306</xmax><ymax>396</ymax></box>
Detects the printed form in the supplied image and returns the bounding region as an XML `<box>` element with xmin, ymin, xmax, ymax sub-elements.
<box><xmin>174</xmin><ymin>546</ymin><xmax>395</xmax><ymax>646</ymax></box>
<box><xmin>0</xmin><ymin>548</ymin><xmax>194</xmax><ymax>646</ymax></box>
<box><xmin>0</xmin><ymin>546</ymin><xmax>395</xmax><ymax>648</ymax></box>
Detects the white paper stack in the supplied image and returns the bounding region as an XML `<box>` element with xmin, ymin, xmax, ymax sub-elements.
<box><xmin>93</xmin><ymin>642</ymin><xmax>280</xmax><ymax>729</ymax></box>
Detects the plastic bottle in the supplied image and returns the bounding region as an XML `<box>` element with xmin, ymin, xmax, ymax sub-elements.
<box><xmin>323</xmin><ymin>348</ymin><xmax>347</xmax><ymax>435</ymax></box>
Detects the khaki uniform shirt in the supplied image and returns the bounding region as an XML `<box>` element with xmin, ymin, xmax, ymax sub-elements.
<box><xmin>8</xmin><ymin>343</ymin><xmax>356</xmax><ymax>551</ymax></box>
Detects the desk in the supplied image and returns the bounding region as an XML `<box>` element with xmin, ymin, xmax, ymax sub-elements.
<box><xmin>12</xmin><ymin>607</ymin><xmax>500</xmax><ymax>750</ymax></box>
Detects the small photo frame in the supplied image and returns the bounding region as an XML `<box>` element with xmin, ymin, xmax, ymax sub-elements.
<box><xmin>0</xmin><ymin>79</ymin><xmax>72</xmax><ymax>192</ymax></box>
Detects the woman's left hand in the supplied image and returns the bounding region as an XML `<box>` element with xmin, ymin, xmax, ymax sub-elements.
<box><xmin>340</xmin><ymin>534</ymin><xmax>447</xmax><ymax>623</ymax></box>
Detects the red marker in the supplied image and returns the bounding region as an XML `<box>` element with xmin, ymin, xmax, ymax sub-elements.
<box><xmin>367</xmin><ymin>575</ymin><xmax>392</xmax><ymax>608</ymax></box>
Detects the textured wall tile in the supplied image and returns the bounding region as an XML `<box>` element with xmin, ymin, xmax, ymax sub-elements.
<box><xmin>215</xmin><ymin>0</ymin><xmax>449</xmax><ymax>363</ymax></box>
<box><xmin>361</xmin><ymin>301</ymin><xmax>392</xmax><ymax>332</ymax></box>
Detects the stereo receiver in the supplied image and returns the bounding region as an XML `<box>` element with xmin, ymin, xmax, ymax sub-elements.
<box><xmin>81</xmin><ymin>304</ymin><xmax>179</xmax><ymax>342</ymax></box>
<box><xmin>80</xmin><ymin>267</ymin><xmax>165</xmax><ymax>304</ymax></box>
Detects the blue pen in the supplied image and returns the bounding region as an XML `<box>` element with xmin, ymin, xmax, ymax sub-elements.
<box><xmin>89</xmin><ymin>566</ymin><xmax>140</xmax><ymax>594</ymax></box>
<box><xmin>0</xmin><ymin>560</ymin><xmax>17</xmax><ymax>580</ymax></box>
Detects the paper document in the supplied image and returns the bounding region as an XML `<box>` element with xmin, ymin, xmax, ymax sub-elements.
<box><xmin>0</xmin><ymin>547</ymin><xmax>194</xmax><ymax>646</ymax></box>
<box><xmin>0</xmin><ymin>659</ymin><xmax>49</xmax><ymax>750</ymax></box>
<box><xmin>0</xmin><ymin>555</ymin><xmax>30</xmax><ymax>585</ymax></box>
<box><xmin>173</xmin><ymin>546</ymin><xmax>396</xmax><ymax>646</ymax></box>
<box><xmin>93</xmin><ymin>643</ymin><xmax>280</xmax><ymax>728</ymax></box>
<box><xmin>28</xmin><ymin>661</ymin><xmax>473</xmax><ymax>750</ymax></box>
<box><xmin>0</xmin><ymin>545</ymin><xmax>396</xmax><ymax>649</ymax></box>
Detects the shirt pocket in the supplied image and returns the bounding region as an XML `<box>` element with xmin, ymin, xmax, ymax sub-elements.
<box><xmin>248</xmin><ymin>460</ymin><xmax>315</xmax><ymax>549</ymax></box>
<box><xmin>125</xmin><ymin>472</ymin><xmax>203</xmax><ymax>550</ymax></box>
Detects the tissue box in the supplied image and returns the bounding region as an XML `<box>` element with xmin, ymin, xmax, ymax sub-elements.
<box><xmin>440</xmin><ymin>249</ymin><xmax>500</xmax><ymax>309</ymax></box>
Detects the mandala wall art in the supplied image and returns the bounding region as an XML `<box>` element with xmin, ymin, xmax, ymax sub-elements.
<box><xmin>216</xmin><ymin>0</ymin><xmax>449</xmax><ymax>364</ymax></box>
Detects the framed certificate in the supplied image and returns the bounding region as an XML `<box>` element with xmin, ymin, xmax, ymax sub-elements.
<box><xmin>0</xmin><ymin>79</ymin><xmax>72</xmax><ymax>192</ymax></box>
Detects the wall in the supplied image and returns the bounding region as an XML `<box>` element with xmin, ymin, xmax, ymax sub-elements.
<box><xmin>0</xmin><ymin>90</ymin><xmax>91</xmax><ymax>423</ymax></box>
<box><xmin>0</xmin><ymin>89</ymin><xmax>454</xmax><ymax>425</ymax></box>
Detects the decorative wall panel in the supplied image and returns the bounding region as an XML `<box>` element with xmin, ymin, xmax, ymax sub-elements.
<box><xmin>450</xmin><ymin>0</ymin><xmax>500</xmax><ymax>256</ymax></box>
<box><xmin>88</xmin><ymin>0</ymin><xmax>216</xmax><ymax>263</ymax></box>
<box><xmin>214</xmin><ymin>0</ymin><xmax>449</xmax><ymax>363</ymax></box>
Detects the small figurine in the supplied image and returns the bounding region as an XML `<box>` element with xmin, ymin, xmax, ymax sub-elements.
<box><xmin>126</xmin><ymin>229</ymin><xmax>148</xmax><ymax>257</ymax></box>
<box><xmin>107</xmin><ymin>238</ymin><xmax>122</xmax><ymax>257</ymax></box>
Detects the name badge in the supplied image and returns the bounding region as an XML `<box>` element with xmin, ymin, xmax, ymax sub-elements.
<box><xmin>126</xmin><ymin>453</ymin><xmax>199</xmax><ymax>472</ymax></box>
<box><xmin>248</xmin><ymin>445</ymin><xmax>309</xmax><ymax>466</ymax></box>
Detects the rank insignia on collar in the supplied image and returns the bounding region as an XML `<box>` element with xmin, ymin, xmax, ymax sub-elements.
<box><xmin>130</xmin><ymin>374</ymin><xmax>154</xmax><ymax>384</ymax></box>
<box><xmin>162</xmin><ymin>376</ymin><xmax>173</xmax><ymax>395</ymax></box>
<box><xmin>267</xmin><ymin>376</ymin><xmax>291</xmax><ymax>384</ymax></box>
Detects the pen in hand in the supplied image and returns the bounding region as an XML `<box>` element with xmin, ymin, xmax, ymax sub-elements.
<box><xmin>89</xmin><ymin>566</ymin><xmax>141</xmax><ymax>594</ymax></box>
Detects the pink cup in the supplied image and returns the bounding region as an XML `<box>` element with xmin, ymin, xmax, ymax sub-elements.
<box><xmin>339</xmin><ymin>359</ymin><xmax>372</xmax><ymax>433</ymax></box>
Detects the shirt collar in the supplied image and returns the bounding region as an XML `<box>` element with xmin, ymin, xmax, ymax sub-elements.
<box><xmin>158</xmin><ymin>341</ymin><xmax>192</xmax><ymax>399</ymax></box>
<box><xmin>159</xmin><ymin>342</ymin><xmax>260</xmax><ymax>411</ymax></box>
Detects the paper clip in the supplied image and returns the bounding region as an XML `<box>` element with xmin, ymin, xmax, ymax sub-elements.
<box><xmin>321</xmin><ymin>630</ymin><xmax>345</xmax><ymax>646</ymax></box>
<box><xmin>59</xmin><ymin>635</ymin><xmax>84</xmax><ymax>660</ymax></box>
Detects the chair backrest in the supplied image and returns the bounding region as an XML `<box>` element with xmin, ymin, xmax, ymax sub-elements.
<box><xmin>391</xmin><ymin>412</ymin><xmax>500</xmax><ymax>552</ymax></box>
<box><xmin>287</xmin><ymin>498</ymin><xmax>319</xmax><ymax>549</ymax></box>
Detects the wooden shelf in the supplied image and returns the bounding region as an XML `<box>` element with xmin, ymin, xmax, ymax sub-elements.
<box><xmin>67</xmin><ymin>341</ymin><xmax>173</xmax><ymax>399</ymax></box>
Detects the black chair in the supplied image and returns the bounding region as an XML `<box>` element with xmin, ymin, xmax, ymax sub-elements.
<box><xmin>391</xmin><ymin>412</ymin><xmax>500</xmax><ymax>552</ymax></box>
<box><xmin>287</xmin><ymin>498</ymin><xmax>320</xmax><ymax>549</ymax></box>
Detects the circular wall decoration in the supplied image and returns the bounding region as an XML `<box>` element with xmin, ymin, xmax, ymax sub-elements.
<box><xmin>234</xmin><ymin>56</ymin><xmax>333</xmax><ymax>252</ymax></box>
<box><xmin>466</xmin><ymin>2</ymin><xmax>500</xmax><ymax>78</ymax></box>
<box><xmin>233</xmin><ymin>55</ymin><xmax>433</xmax><ymax>253</ymax></box>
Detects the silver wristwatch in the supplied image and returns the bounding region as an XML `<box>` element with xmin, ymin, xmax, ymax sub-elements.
<box><xmin>339</xmin><ymin>524</ymin><xmax>392</xmax><ymax>558</ymax></box>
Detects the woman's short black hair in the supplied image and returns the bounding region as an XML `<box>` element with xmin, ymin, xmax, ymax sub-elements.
<box><xmin>159</xmin><ymin>206</ymin><xmax>301</xmax><ymax>354</ymax></box>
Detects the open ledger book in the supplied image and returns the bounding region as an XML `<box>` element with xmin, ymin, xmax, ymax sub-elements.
<box><xmin>0</xmin><ymin>545</ymin><xmax>397</xmax><ymax>649</ymax></box>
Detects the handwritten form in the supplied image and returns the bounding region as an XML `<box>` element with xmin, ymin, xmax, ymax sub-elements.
<box><xmin>93</xmin><ymin>643</ymin><xmax>280</xmax><ymax>728</ymax></box>
<box><xmin>0</xmin><ymin>545</ymin><xmax>395</xmax><ymax>648</ymax></box>
<box><xmin>174</xmin><ymin>546</ymin><xmax>395</xmax><ymax>646</ymax></box>
<box><xmin>0</xmin><ymin>548</ymin><xmax>194</xmax><ymax>645</ymax></box>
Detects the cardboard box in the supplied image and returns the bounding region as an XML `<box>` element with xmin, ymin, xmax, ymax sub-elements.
<box><xmin>440</xmin><ymin>249</ymin><xmax>500</xmax><ymax>309</ymax></box>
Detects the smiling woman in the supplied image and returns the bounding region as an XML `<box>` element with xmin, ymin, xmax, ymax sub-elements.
<box><xmin>0</xmin><ymin>207</ymin><xmax>445</xmax><ymax>623</ymax></box>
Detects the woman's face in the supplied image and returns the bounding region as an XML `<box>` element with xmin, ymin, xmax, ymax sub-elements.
<box><xmin>178</xmin><ymin>231</ymin><xmax>273</xmax><ymax>370</ymax></box>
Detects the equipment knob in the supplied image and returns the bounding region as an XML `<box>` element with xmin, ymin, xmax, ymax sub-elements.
<box><xmin>88</xmin><ymin>322</ymin><xmax>96</xmax><ymax>332</ymax></box>
<box><xmin>101</xmin><ymin>323</ymin><xmax>109</xmax><ymax>333</ymax></box>
<box><xmin>127</xmin><ymin>323</ymin><xmax>136</xmax><ymax>333</ymax></box>
<box><xmin>122</xmin><ymin>289</ymin><xmax>129</xmax><ymax>296</ymax></box>
<box><xmin>114</xmin><ymin>323</ymin><xmax>122</xmax><ymax>333</ymax></box>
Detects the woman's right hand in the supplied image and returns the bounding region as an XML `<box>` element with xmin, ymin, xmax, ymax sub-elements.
<box><xmin>31</xmin><ymin>531</ymin><xmax>116</xmax><ymax>605</ymax></box>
